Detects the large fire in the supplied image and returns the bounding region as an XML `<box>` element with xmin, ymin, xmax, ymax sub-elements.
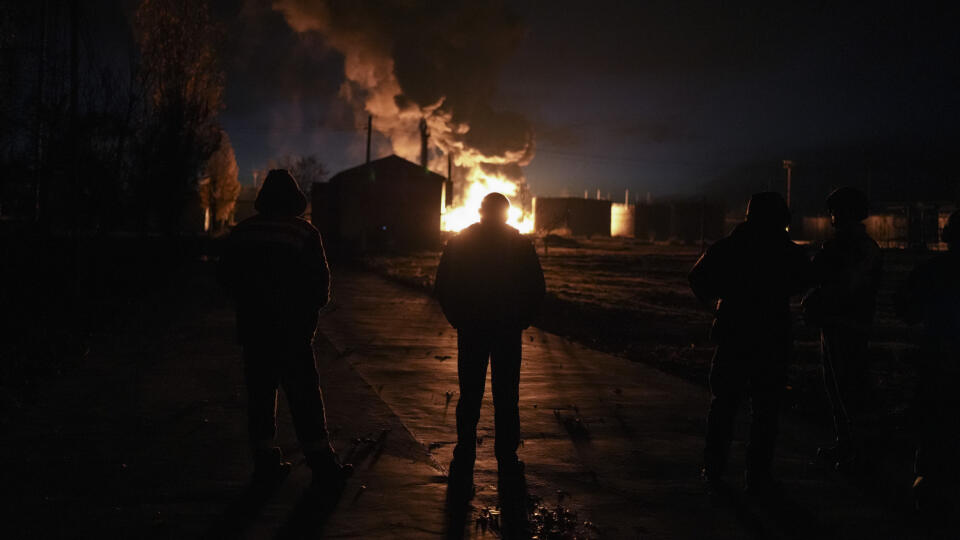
<box><xmin>441</xmin><ymin>168</ymin><xmax>534</xmax><ymax>234</ymax></box>
<box><xmin>273</xmin><ymin>1</ymin><xmax>536</xmax><ymax>234</ymax></box>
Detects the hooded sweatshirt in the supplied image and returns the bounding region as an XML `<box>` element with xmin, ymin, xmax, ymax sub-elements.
<box><xmin>218</xmin><ymin>170</ymin><xmax>329</xmax><ymax>344</ymax></box>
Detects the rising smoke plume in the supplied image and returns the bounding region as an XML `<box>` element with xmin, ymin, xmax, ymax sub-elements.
<box><xmin>272</xmin><ymin>0</ymin><xmax>535</xmax><ymax>181</ymax></box>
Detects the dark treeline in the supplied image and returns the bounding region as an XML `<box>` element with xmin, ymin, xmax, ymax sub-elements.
<box><xmin>0</xmin><ymin>0</ymin><xmax>242</xmax><ymax>427</ymax></box>
<box><xmin>0</xmin><ymin>0</ymin><xmax>238</xmax><ymax>234</ymax></box>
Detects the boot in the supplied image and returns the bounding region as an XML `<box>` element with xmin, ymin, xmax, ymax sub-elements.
<box><xmin>252</xmin><ymin>447</ymin><xmax>292</xmax><ymax>487</ymax></box>
<box><xmin>306</xmin><ymin>449</ymin><xmax>352</xmax><ymax>492</ymax></box>
<box><xmin>447</xmin><ymin>457</ymin><xmax>475</xmax><ymax>503</ymax></box>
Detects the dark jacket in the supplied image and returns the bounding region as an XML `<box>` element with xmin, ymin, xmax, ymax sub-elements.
<box><xmin>435</xmin><ymin>221</ymin><xmax>546</xmax><ymax>331</ymax></box>
<box><xmin>219</xmin><ymin>215</ymin><xmax>330</xmax><ymax>345</ymax></box>
<box><xmin>805</xmin><ymin>223</ymin><xmax>882</xmax><ymax>329</ymax></box>
<box><xmin>689</xmin><ymin>221</ymin><xmax>811</xmax><ymax>348</ymax></box>
<box><xmin>897</xmin><ymin>251</ymin><xmax>960</xmax><ymax>351</ymax></box>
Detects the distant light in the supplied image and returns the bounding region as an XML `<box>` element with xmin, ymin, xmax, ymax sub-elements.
<box><xmin>381</xmin><ymin>225</ymin><xmax>387</xmax><ymax>231</ymax></box>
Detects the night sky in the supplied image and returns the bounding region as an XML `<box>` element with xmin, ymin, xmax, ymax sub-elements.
<box><xmin>148</xmin><ymin>1</ymin><xmax>960</xmax><ymax>205</ymax></box>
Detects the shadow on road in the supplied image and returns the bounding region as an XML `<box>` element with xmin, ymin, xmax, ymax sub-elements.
<box><xmin>203</xmin><ymin>482</ymin><xmax>276</xmax><ymax>539</ymax></box>
<box><xmin>275</xmin><ymin>487</ymin><xmax>343</xmax><ymax>539</ymax></box>
<box><xmin>203</xmin><ymin>479</ymin><xmax>343</xmax><ymax>539</ymax></box>
<box><xmin>713</xmin><ymin>488</ymin><xmax>826</xmax><ymax>540</ymax></box>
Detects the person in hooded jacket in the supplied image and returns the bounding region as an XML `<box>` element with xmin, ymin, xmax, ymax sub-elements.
<box><xmin>218</xmin><ymin>169</ymin><xmax>349</xmax><ymax>489</ymax></box>
<box><xmin>435</xmin><ymin>193</ymin><xmax>545</xmax><ymax>499</ymax></box>
<box><xmin>804</xmin><ymin>187</ymin><xmax>882</xmax><ymax>472</ymax></box>
<box><xmin>689</xmin><ymin>192</ymin><xmax>811</xmax><ymax>494</ymax></box>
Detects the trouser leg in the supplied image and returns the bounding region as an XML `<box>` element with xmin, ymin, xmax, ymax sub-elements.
<box><xmin>490</xmin><ymin>330</ymin><xmax>522</xmax><ymax>463</ymax></box>
<box><xmin>704</xmin><ymin>347</ymin><xmax>742</xmax><ymax>477</ymax></box>
<box><xmin>280</xmin><ymin>340</ymin><xmax>334</xmax><ymax>465</ymax></box>
<box><xmin>915</xmin><ymin>370</ymin><xmax>960</xmax><ymax>485</ymax></box>
<box><xmin>820</xmin><ymin>329</ymin><xmax>850</xmax><ymax>452</ymax></box>
<box><xmin>746</xmin><ymin>383</ymin><xmax>781</xmax><ymax>482</ymax></box>
<box><xmin>243</xmin><ymin>344</ymin><xmax>281</xmax><ymax>455</ymax></box>
<box><xmin>914</xmin><ymin>384</ymin><xmax>960</xmax><ymax>514</ymax></box>
<box><xmin>705</xmin><ymin>390</ymin><xmax>741</xmax><ymax>477</ymax></box>
<box><xmin>822</xmin><ymin>328</ymin><xmax>869</xmax><ymax>455</ymax></box>
<box><xmin>454</xmin><ymin>330</ymin><xmax>490</xmax><ymax>463</ymax></box>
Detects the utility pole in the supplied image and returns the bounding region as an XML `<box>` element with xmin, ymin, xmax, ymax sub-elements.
<box><xmin>34</xmin><ymin>0</ymin><xmax>48</xmax><ymax>223</ymax></box>
<box><xmin>419</xmin><ymin>118</ymin><xmax>429</xmax><ymax>170</ymax></box>
<box><xmin>443</xmin><ymin>153</ymin><xmax>452</xmax><ymax>211</ymax></box>
<box><xmin>699</xmin><ymin>196</ymin><xmax>706</xmax><ymax>255</ymax></box>
<box><xmin>782</xmin><ymin>159</ymin><xmax>794</xmax><ymax>208</ymax></box>
<box><xmin>70</xmin><ymin>0</ymin><xmax>80</xmax><ymax>231</ymax></box>
<box><xmin>365</xmin><ymin>115</ymin><xmax>372</xmax><ymax>164</ymax></box>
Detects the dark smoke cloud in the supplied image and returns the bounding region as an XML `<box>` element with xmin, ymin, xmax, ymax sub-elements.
<box><xmin>272</xmin><ymin>0</ymin><xmax>534</xmax><ymax>175</ymax></box>
<box><xmin>213</xmin><ymin>0</ymin><xmax>342</xmax><ymax>115</ymax></box>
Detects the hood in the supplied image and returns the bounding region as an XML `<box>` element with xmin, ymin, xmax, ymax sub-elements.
<box><xmin>255</xmin><ymin>169</ymin><xmax>307</xmax><ymax>217</ymax></box>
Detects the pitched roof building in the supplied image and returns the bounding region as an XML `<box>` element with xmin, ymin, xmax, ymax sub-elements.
<box><xmin>312</xmin><ymin>155</ymin><xmax>449</xmax><ymax>252</ymax></box>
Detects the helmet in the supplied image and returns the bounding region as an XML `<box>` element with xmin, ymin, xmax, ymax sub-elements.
<box><xmin>943</xmin><ymin>211</ymin><xmax>959</xmax><ymax>245</ymax></box>
<box><xmin>746</xmin><ymin>192</ymin><xmax>790</xmax><ymax>229</ymax></box>
<box><xmin>826</xmin><ymin>186</ymin><xmax>868</xmax><ymax>223</ymax></box>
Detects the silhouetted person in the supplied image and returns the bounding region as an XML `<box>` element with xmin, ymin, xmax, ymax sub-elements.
<box><xmin>435</xmin><ymin>193</ymin><xmax>545</xmax><ymax>499</ymax></box>
<box><xmin>689</xmin><ymin>192</ymin><xmax>810</xmax><ymax>494</ymax></box>
<box><xmin>803</xmin><ymin>187</ymin><xmax>882</xmax><ymax>472</ymax></box>
<box><xmin>218</xmin><ymin>169</ymin><xmax>349</xmax><ymax>489</ymax></box>
<box><xmin>896</xmin><ymin>211</ymin><xmax>960</xmax><ymax>515</ymax></box>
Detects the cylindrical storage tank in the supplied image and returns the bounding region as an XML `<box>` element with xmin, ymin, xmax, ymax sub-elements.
<box><xmin>611</xmin><ymin>203</ymin><xmax>635</xmax><ymax>237</ymax></box>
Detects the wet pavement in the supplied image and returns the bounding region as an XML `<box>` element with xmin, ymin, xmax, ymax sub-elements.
<box><xmin>3</xmin><ymin>266</ymin><xmax>931</xmax><ymax>538</ymax></box>
<box><xmin>315</xmin><ymin>270</ymin><xmax>922</xmax><ymax>539</ymax></box>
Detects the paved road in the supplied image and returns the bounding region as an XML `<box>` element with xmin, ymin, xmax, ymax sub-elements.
<box><xmin>3</xmin><ymin>265</ymin><xmax>926</xmax><ymax>539</ymax></box>
<box><xmin>317</xmin><ymin>270</ymin><xmax>919</xmax><ymax>539</ymax></box>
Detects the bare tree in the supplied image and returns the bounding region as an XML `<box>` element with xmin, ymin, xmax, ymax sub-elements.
<box><xmin>134</xmin><ymin>0</ymin><xmax>223</xmax><ymax>232</ymax></box>
<box><xmin>267</xmin><ymin>154</ymin><xmax>328</xmax><ymax>195</ymax></box>
<box><xmin>200</xmin><ymin>129</ymin><xmax>240</xmax><ymax>233</ymax></box>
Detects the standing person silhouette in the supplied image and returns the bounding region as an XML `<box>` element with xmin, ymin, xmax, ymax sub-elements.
<box><xmin>435</xmin><ymin>193</ymin><xmax>545</xmax><ymax>501</ymax></box>
<box><xmin>897</xmin><ymin>211</ymin><xmax>960</xmax><ymax>515</ymax></box>
<box><xmin>219</xmin><ymin>169</ymin><xmax>350</xmax><ymax>490</ymax></box>
<box><xmin>689</xmin><ymin>192</ymin><xmax>811</xmax><ymax>495</ymax></box>
<box><xmin>804</xmin><ymin>187</ymin><xmax>882</xmax><ymax>472</ymax></box>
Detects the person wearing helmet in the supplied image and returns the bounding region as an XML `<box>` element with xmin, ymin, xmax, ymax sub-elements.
<box><xmin>804</xmin><ymin>186</ymin><xmax>882</xmax><ymax>473</ymax></box>
<box><xmin>434</xmin><ymin>192</ymin><xmax>546</xmax><ymax>501</ymax></box>
<box><xmin>218</xmin><ymin>169</ymin><xmax>351</xmax><ymax>490</ymax></box>
<box><xmin>896</xmin><ymin>211</ymin><xmax>960</xmax><ymax>515</ymax></box>
<box><xmin>689</xmin><ymin>192</ymin><xmax>811</xmax><ymax>495</ymax></box>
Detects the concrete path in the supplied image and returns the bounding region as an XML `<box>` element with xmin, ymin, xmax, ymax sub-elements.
<box><xmin>2</xmin><ymin>266</ymin><xmax>447</xmax><ymax>539</ymax></box>
<box><xmin>2</xmin><ymin>265</ymin><xmax>927</xmax><ymax>539</ymax></box>
<box><xmin>317</xmin><ymin>270</ymin><xmax>922</xmax><ymax>539</ymax></box>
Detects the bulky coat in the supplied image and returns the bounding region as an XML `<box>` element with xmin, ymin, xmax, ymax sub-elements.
<box><xmin>218</xmin><ymin>172</ymin><xmax>328</xmax><ymax>345</ymax></box>
<box><xmin>689</xmin><ymin>221</ymin><xmax>811</xmax><ymax>351</ymax></box>
<box><xmin>435</xmin><ymin>222</ymin><xmax>545</xmax><ymax>331</ymax></box>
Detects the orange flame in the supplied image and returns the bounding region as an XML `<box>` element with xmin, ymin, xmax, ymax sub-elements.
<box><xmin>441</xmin><ymin>169</ymin><xmax>533</xmax><ymax>234</ymax></box>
